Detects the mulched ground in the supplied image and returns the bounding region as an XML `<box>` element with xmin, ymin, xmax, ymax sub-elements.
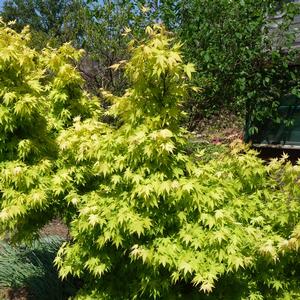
<box><xmin>194</xmin><ymin>111</ymin><xmax>300</xmax><ymax>162</ymax></box>
<box><xmin>0</xmin><ymin>288</ymin><xmax>28</xmax><ymax>300</ymax></box>
<box><xmin>192</xmin><ymin>111</ymin><xmax>244</xmax><ymax>144</ymax></box>
<box><xmin>39</xmin><ymin>219</ymin><xmax>69</xmax><ymax>239</ymax></box>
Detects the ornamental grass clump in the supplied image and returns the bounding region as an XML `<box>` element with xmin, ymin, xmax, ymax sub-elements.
<box><xmin>0</xmin><ymin>236</ymin><xmax>76</xmax><ymax>300</ymax></box>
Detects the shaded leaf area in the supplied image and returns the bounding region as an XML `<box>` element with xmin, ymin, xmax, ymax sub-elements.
<box><xmin>180</xmin><ymin>0</ymin><xmax>300</xmax><ymax>132</ymax></box>
<box><xmin>0</xmin><ymin>236</ymin><xmax>77</xmax><ymax>300</ymax></box>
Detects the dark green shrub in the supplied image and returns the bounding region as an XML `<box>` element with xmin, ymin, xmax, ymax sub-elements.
<box><xmin>177</xmin><ymin>0</ymin><xmax>300</xmax><ymax>131</ymax></box>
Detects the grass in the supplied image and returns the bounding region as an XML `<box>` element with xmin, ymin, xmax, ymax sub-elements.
<box><xmin>0</xmin><ymin>236</ymin><xmax>77</xmax><ymax>300</ymax></box>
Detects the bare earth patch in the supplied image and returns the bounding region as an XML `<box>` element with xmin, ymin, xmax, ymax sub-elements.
<box><xmin>39</xmin><ymin>219</ymin><xmax>69</xmax><ymax>239</ymax></box>
<box><xmin>0</xmin><ymin>287</ymin><xmax>28</xmax><ymax>300</ymax></box>
<box><xmin>192</xmin><ymin>111</ymin><xmax>243</xmax><ymax>145</ymax></box>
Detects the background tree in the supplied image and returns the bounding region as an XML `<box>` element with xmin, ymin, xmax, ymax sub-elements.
<box><xmin>1</xmin><ymin>0</ymin><xmax>86</xmax><ymax>49</ymax></box>
<box><xmin>0</xmin><ymin>0</ymin><xmax>181</xmax><ymax>94</ymax></box>
<box><xmin>175</xmin><ymin>0</ymin><xmax>300</xmax><ymax>131</ymax></box>
<box><xmin>77</xmin><ymin>0</ymin><xmax>168</xmax><ymax>93</ymax></box>
<box><xmin>1</xmin><ymin>0</ymin><xmax>299</xmax><ymax>130</ymax></box>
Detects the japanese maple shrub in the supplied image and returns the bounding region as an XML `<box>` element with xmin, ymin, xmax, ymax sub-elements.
<box><xmin>53</xmin><ymin>26</ymin><xmax>300</xmax><ymax>299</ymax></box>
<box><xmin>0</xmin><ymin>20</ymin><xmax>98</xmax><ymax>241</ymax></box>
<box><xmin>1</xmin><ymin>21</ymin><xmax>300</xmax><ymax>299</ymax></box>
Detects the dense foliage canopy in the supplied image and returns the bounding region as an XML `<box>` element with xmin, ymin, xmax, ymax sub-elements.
<box><xmin>1</xmin><ymin>0</ymin><xmax>85</xmax><ymax>48</ymax></box>
<box><xmin>0</xmin><ymin>20</ymin><xmax>97</xmax><ymax>240</ymax></box>
<box><xmin>1</xmin><ymin>21</ymin><xmax>300</xmax><ymax>299</ymax></box>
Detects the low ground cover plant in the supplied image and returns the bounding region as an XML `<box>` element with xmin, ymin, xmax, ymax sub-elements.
<box><xmin>0</xmin><ymin>236</ymin><xmax>76</xmax><ymax>300</ymax></box>
<box><xmin>1</xmin><ymin>22</ymin><xmax>300</xmax><ymax>299</ymax></box>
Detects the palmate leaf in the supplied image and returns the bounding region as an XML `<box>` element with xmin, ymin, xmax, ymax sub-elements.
<box><xmin>183</xmin><ymin>63</ymin><xmax>196</xmax><ymax>80</ymax></box>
